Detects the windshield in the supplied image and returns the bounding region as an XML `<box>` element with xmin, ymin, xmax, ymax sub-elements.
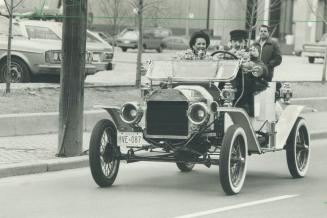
<box><xmin>146</xmin><ymin>60</ymin><xmax>240</xmax><ymax>82</ymax></box>
<box><xmin>86</xmin><ymin>32</ymin><xmax>102</xmax><ymax>43</ymax></box>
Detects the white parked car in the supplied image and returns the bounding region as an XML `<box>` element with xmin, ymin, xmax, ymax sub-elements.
<box><xmin>14</xmin><ymin>19</ymin><xmax>114</xmax><ymax>71</ymax></box>
<box><xmin>0</xmin><ymin>16</ymin><xmax>96</xmax><ymax>82</ymax></box>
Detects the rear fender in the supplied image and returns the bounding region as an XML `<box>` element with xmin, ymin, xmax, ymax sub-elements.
<box><xmin>275</xmin><ymin>105</ymin><xmax>305</xmax><ymax>149</ymax></box>
<box><xmin>100</xmin><ymin>106</ymin><xmax>135</xmax><ymax>132</ymax></box>
<box><xmin>218</xmin><ymin>107</ymin><xmax>262</xmax><ymax>154</ymax></box>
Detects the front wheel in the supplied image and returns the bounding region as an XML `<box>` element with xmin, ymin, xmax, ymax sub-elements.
<box><xmin>286</xmin><ymin>118</ymin><xmax>310</xmax><ymax>178</ymax></box>
<box><xmin>0</xmin><ymin>57</ymin><xmax>31</xmax><ymax>83</ymax></box>
<box><xmin>219</xmin><ymin>125</ymin><xmax>248</xmax><ymax>195</ymax></box>
<box><xmin>89</xmin><ymin>119</ymin><xmax>120</xmax><ymax>187</ymax></box>
<box><xmin>176</xmin><ymin>162</ymin><xmax>195</xmax><ymax>172</ymax></box>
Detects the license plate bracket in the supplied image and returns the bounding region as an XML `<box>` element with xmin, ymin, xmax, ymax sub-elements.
<box><xmin>117</xmin><ymin>132</ymin><xmax>147</xmax><ymax>148</ymax></box>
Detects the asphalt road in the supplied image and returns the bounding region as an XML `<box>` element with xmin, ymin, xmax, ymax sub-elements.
<box><xmin>0</xmin><ymin>139</ymin><xmax>326</xmax><ymax>218</ymax></box>
<box><xmin>85</xmin><ymin>49</ymin><xmax>326</xmax><ymax>84</ymax></box>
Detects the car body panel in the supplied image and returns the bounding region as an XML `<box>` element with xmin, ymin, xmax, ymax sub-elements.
<box><xmin>275</xmin><ymin>105</ymin><xmax>306</xmax><ymax>150</ymax></box>
<box><xmin>218</xmin><ymin>107</ymin><xmax>262</xmax><ymax>154</ymax></box>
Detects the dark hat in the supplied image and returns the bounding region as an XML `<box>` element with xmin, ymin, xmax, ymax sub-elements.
<box><xmin>230</xmin><ymin>30</ymin><xmax>248</xmax><ymax>41</ymax></box>
<box><xmin>189</xmin><ymin>30</ymin><xmax>210</xmax><ymax>48</ymax></box>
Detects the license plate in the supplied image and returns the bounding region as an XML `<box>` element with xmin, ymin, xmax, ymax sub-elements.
<box><xmin>92</xmin><ymin>54</ymin><xmax>101</xmax><ymax>62</ymax></box>
<box><xmin>117</xmin><ymin>132</ymin><xmax>147</xmax><ymax>147</ymax></box>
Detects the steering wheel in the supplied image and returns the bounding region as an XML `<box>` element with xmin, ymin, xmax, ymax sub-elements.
<box><xmin>210</xmin><ymin>50</ymin><xmax>238</xmax><ymax>60</ymax></box>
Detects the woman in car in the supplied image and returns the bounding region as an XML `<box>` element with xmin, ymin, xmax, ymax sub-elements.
<box><xmin>176</xmin><ymin>30</ymin><xmax>211</xmax><ymax>60</ymax></box>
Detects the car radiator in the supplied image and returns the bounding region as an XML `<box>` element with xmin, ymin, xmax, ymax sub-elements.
<box><xmin>146</xmin><ymin>101</ymin><xmax>188</xmax><ymax>137</ymax></box>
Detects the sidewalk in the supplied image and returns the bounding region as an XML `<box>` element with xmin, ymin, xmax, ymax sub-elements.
<box><xmin>1</xmin><ymin>111</ymin><xmax>327</xmax><ymax>179</ymax></box>
<box><xmin>0</xmin><ymin>132</ymin><xmax>91</xmax><ymax>178</ymax></box>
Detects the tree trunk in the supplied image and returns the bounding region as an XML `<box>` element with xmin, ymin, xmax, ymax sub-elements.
<box><xmin>135</xmin><ymin>0</ymin><xmax>143</xmax><ymax>88</ymax></box>
<box><xmin>58</xmin><ymin>0</ymin><xmax>87</xmax><ymax>157</ymax></box>
<box><xmin>322</xmin><ymin>41</ymin><xmax>327</xmax><ymax>82</ymax></box>
<box><xmin>5</xmin><ymin>0</ymin><xmax>14</xmax><ymax>94</ymax></box>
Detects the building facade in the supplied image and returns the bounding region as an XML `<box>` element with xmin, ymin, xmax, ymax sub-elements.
<box><xmin>4</xmin><ymin>0</ymin><xmax>326</xmax><ymax>52</ymax></box>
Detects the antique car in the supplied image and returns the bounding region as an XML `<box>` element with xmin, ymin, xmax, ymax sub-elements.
<box><xmin>88</xmin><ymin>51</ymin><xmax>310</xmax><ymax>195</ymax></box>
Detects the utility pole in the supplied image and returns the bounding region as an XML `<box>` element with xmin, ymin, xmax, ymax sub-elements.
<box><xmin>206</xmin><ymin>0</ymin><xmax>210</xmax><ymax>30</ymax></box>
<box><xmin>58</xmin><ymin>0</ymin><xmax>87</xmax><ymax>157</ymax></box>
<box><xmin>135</xmin><ymin>0</ymin><xmax>143</xmax><ymax>88</ymax></box>
<box><xmin>5</xmin><ymin>0</ymin><xmax>14</xmax><ymax>94</ymax></box>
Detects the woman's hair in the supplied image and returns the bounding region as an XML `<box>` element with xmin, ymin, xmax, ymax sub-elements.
<box><xmin>189</xmin><ymin>31</ymin><xmax>210</xmax><ymax>48</ymax></box>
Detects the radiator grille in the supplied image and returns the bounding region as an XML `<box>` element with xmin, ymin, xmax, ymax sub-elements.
<box><xmin>146</xmin><ymin>101</ymin><xmax>188</xmax><ymax>136</ymax></box>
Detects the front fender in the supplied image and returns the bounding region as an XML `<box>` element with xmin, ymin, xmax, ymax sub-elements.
<box><xmin>275</xmin><ymin>105</ymin><xmax>306</xmax><ymax>149</ymax></box>
<box><xmin>101</xmin><ymin>106</ymin><xmax>135</xmax><ymax>132</ymax></box>
<box><xmin>218</xmin><ymin>107</ymin><xmax>262</xmax><ymax>154</ymax></box>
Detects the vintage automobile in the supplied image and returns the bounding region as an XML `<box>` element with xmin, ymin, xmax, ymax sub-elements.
<box><xmin>88</xmin><ymin>51</ymin><xmax>310</xmax><ymax>195</ymax></box>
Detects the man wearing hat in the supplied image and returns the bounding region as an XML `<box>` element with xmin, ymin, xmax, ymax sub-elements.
<box><xmin>177</xmin><ymin>30</ymin><xmax>211</xmax><ymax>60</ymax></box>
<box><xmin>227</xmin><ymin>29</ymin><xmax>249</xmax><ymax>60</ymax></box>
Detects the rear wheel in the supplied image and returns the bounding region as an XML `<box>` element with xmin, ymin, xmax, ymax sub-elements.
<box><xmin>219</xmin><ymin>125</ymin><xmax>247</xmax><ymax>195</ymax></box>
<box><xmin>156</xmin><ymin>45</ymin><xmax>163</xmax><ymax>53</ymax></box>
<box><xmin>89</xmin><ymin>119</ymin><xmax>120</xmax><ymax>187</ymax></box>
<box><xmin>121</xmin><ymin>47</ymin><xmax>127</xmax><ymax>52</ymax></box>
<box><xmin>286</xmin><ymin>118</ymin><xmax>310</xmax><ymax>178</ymax></box>
<box><xmin>0</xmin><ymin>57</ymin><xmax>31</xmax><ymax>83</ymax></box>
<box><xmin>176</xmin><ymin>162</ymin><xmax>195</xmax><ymax>172</ymax></box>
<box><xmin>308</xmin><ymin>57</ymin><xmax>315</xmax><ymax>63</ymax></box>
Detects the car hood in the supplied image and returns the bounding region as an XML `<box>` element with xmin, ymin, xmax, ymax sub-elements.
<box><xmin>87</xmin><ymin>41</ymin><xmax>113</xmax><ymax>52</ymax></box>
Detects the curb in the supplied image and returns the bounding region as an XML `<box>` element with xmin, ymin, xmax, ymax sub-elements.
<box><xmin>0</xmin><ymin>110</ymin><xmax>108</xmax><ymax>137</ymax></box>
<box><xmin>0</xmin><ymin>156</ymin><xmax>88</xmax><ymax>178</ymax></box>
<box><xmin>0</xmin><ymin>130</ymin><xmax>326</xmax><ymax>179</ymax></box>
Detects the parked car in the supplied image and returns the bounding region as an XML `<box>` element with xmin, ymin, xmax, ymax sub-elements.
<box><xmin>162</xmin><ymin>36</ymin><xmax>189</xmax><ymax>50</ymax></box>
<box><xmin>116</xmin><ymin>27</ymin><xmax>172</xmax><ymax>52</ymax></box>
<box><xmin>302</xmin><ymin>33</ymin><xmax>327</xmax><ymax>63</ymax></box>
<box><xmin>88</xmin><ymin>51</ymin><xmax>310</xmax><ymax>195</ymax></box>
<box><xmin>0</xmin><ymin>16</ymin><xmax>96</xmax><ymax>83</ymax></box>
<box><xmin>91</xmin><ymin>31</ymin><xmax>115</xmax><ymax>46</ymax></box>
<box><xmin>14</xmin><ymin>19</ymin><xmax>114</xmax><ymax>70</ymax></box>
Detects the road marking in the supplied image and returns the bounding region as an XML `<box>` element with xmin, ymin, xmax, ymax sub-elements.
<box><xmin>172</xmin><ymin>195</ymin><xmax>298</xmax><ymax>218</ymax></box>
<box><xmin>293</xmin><ymin>97</ymin><xmax>327</xmax><ymax>101</ymax></box>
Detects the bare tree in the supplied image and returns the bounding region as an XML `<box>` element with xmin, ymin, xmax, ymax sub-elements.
<box><xmin>127</xmin><ymin>0</ymin><xmax>171</xmax><ymax>87</ymax></box>
<box><xmin>128</xmin><ymin>0</ymin><xmax>171</xmax><ymax>27</ymax></box>
<box><xmin>3</xmin><ymin>0</ymin><xmax>26</xmax><ymax>94</ymax></box>
<box><xmin>98</xmin><ymin>0</ymin><xmax>128</xmax><ymax>36</ymax></box>
<box><xmin>235</xmin><ymin>0</ymin><xmax>281</xmax><ymax>46</ymax></box>
<box><xmin>305</xmin><ymin>0</ymin><xmax>327</xmax><ymax>82</ymax></box>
